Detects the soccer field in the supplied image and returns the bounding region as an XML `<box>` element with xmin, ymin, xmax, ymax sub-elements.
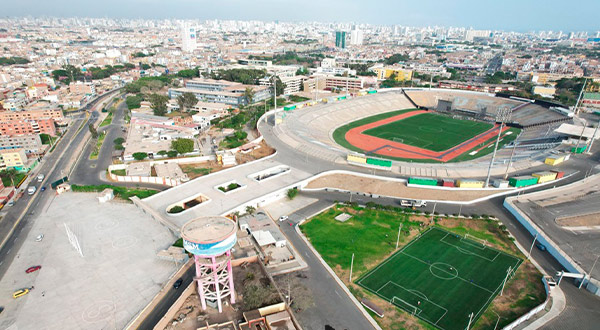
<box><xmin>362</xmin><ymin>113</ymin><xmax>493</xmax><ymax>152</ymax></box>
<box><xmin>357</xmin><ymin>227</ymin><xmax>522</xmax><ymax>330</ymax></box>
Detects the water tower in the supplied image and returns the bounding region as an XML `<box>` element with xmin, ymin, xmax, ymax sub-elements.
<box><xmin>181</xmin><ymin>216</ymin><xmax>237</xmax><ymax>312</ymax></box>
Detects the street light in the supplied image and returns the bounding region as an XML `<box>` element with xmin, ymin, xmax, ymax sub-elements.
<box><xmin>485</xmin><ymin>106</ymin><xmax>511</xmax><ymax>188</ymax></box>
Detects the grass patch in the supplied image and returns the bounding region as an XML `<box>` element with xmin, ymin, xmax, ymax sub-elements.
<box><xmin>71</xmin><ymin>184</ymin><xmax>159</xmax><ymax>200</ymax></box>
<box><xmin>218</xmin><ymin>182</ymin><xmax>241</xmax><ymax>192</ymax></box>
<box><xmin>89</xmin><ymin>132</ymin><xmax>106</xmax><ymax>160</ymax></box>
<box><xmin>362</xmin><ymin>113</ymin><xmax>493</xmax><ymax>152</ymax></box>
<box><xmin>99</xmin><ymin>112</ymin><xmax>113</xmax><ymax>127</ymax></box>
<box><xmin>186</xmin><ymin>168</ymin><xmax>212</xmax><ymax>176</ymax></box>
<box><xmin>110</xmin><ymin>169</ymin><xmax>126</xmax><ymax>176</ymax></box>
<box><xmin>1</xmin><ymin>172</ymin><xmax>27</xmax><ymax>187</ymax></box>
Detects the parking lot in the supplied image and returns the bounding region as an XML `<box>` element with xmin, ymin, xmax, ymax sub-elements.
<box><xmin>0</xmin><ymin>192</ymin><xmax>177</xmax><ymax>330</ymax></box>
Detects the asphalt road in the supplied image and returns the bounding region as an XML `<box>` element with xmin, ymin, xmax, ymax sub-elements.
<box><xmin>135</xmin><ymin>264</ymin><xmax>195</xmax><ymax>330</ymax></box>
<box><xmin>278</xmin><ymin>198</ymin><xmax>377</xmax><ymax>330</ymax></box>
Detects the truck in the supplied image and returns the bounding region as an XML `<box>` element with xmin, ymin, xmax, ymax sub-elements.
<box><xmin>400</xmin><ymin>199</ymin><xmax>427</xmax><ymax>208</ymax></box>
<box><xmin>37</xmin><ymin>174</ymin><xmax>45</xmax><ymax>182</ymax></box>
<box><xmin>27</xmin><ymin>186</ymin><xmax>37</xmax><ymax>195</ymax></box>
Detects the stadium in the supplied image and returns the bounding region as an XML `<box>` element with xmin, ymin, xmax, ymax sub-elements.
<box><xmin>276</xmin><ymin>88</ymin><xmax>572</xmax><ymax>167</ymax></box>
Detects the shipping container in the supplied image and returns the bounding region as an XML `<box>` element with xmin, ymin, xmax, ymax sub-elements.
<box><xmin>456</xmin><ymin>179</ymin><xmax>485</xmax><ymax>188</ymax></box>
<box><xmin>492</xmin><ymin>179</ymin><xmax>509</xmax><ymax>188</ymax></box>
<box><xmin>409</xmin><ymin>177</ymin><xmax>439</xmax><ymax>186</ymax></box>
<box><xmin>366</xmin><ymin>158</ymin><xmax>392</xmax><ymax>167</ymax></box>
<box><xmin>442</xmin><ymin>179</ymin><xmax>455</xmax><ymax>187</ymax></box>
<box><xmin>337</xmin><ymin>96</ymin><xmax>347</xmax><ymax>101</ymax></box>
<box><xmin>367</xmin><ymin>90</ymin><xmax>378</xmax><ymax>94</ymax></box>
<box><xmin>532</xmin><ymin>171</ymin><xmax>557</xmax><ymax>183</ymax></box>
<box><xmin>347</xmin><ymin>154</ymin><xmax>367</xmax><ymax>164</ymax></box>
<box><xmin>571</xmin><ymin>146</ymin><xmax>587</xmax><ymax>154</ymax></box>
<box><xmin>509</xmin><ymin>176</ymin><xmax>539</xmax><ymax>188</ymax></box>
<box><xmin>283</xmin><ymin>105</ymin><xmax>296</xmax><ymax>111</ymax></box>
<box><xmin>544</xmin><ymin>156</ymin><xmax>564</xmax><ymax>166</ymax></box>
<box><xmin>552</xmin><ymin>170</ymin><xmax>565</xmax><ymax>179</ymax></box>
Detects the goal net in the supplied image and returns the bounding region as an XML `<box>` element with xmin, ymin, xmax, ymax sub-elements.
<box><xmin>464</xmin><ymin>234</ymin><xmax>488</xmax><ymax>247</ymax></box>
<box><xmin>391</xmin><ymin>296</ymin><xmax>420</xmax><ymax>316</ymax></box>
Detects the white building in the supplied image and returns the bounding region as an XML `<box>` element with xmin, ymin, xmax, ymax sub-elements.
<box><xmin>181</xmin><ymin>23</ymin><xmax>197</xmax><ymax>52</ymax></box>
<box><xmin>350</xmin><ymin>29</ymin><xmax>364</xmax><ymax>46</ymax></box>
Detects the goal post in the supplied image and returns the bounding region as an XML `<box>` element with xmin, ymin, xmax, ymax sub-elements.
<box><xmin>391</xmin><ymin>296</ymin><xmax>420</xmax><ymax>316</ymax></box>
<box><xmin>464</xmin><ymin>234</ymin><xmax>488</xmax><ymax>247</ymax></box>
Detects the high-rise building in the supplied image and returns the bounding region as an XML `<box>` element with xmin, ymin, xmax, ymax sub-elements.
<box><xmin>181</xmin><ymin>23</ymin><xmax>197</xmax><ymax>52</ymax></box>
<box><xmin>350</xmin><ymin>28</ymin><xmax>364</xmax><ymax>46</ymax></box>
<box><xmin>335</xmin><ymin>31</ymin><xmax>346</xmax><ymax>49</ymax></box>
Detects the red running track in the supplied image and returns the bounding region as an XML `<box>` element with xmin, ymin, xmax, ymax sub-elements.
<box><xmin>344</xmin><ymin>110</ymin><xmax>509</xmax><ymax>162</ymax></box>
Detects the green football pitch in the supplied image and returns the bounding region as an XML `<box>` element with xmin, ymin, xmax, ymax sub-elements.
<box><xmin>357</xmin><ymin>227</ymin><xmax>521</xmax><ymax>330</ymax></box>
<box><xmin>362</xmin><ymin>113</ymin><xmax>493</xmax><ymax>152</ymax></box>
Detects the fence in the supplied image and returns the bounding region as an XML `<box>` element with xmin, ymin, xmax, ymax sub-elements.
<box><xmin>107</xmin><ymin>164</ymin><xmax>179</xmax><ymax>187</ymax></box>
<box><xmin>502</xmin><ymin>278</ymin><xmax>550</xmax><ymax>330</ymax></box>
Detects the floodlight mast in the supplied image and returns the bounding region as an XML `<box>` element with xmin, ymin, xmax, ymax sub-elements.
<box><xmin>485</xmin><ymin>106</ymin><xmax>511</xmax><ymax>187</ymax></box>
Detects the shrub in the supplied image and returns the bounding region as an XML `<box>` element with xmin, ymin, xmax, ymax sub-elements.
<box><xmin>113</xmin><ymin>137</ymin><xmax>125</xmax><ymax>145</ymax></box>
<box><xmin>168</xmin><ymin>206</ymin><xmax>185</xmax><ymax>214</ymax></box>
<box><xmin>132</xmin><ymin>152</ymin><xmax>148</xmax><ymax>160</ymax></box>
<box><xmin>287</xmin><ymin>188</ymin><xmax>298</xmax><ymax>200</ymax></box>
<box><xmin>167</xmin><ymin>150</ymin><xmax>178</xmax><ymax>158</ymax></box>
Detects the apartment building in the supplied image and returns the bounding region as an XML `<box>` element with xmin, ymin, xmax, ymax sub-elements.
<box><xmin>0</xmin><ymin>148</ymin><xmax>28</xmax><ymax>170</ymax></box>
<box><xmin>168</xmin><ymin>79</ymin><xmax>272</xmax><ymax>106</ymax></box>
<box><xmin>303</xmin><ymin>75</ymin><xmax>364</xmax><ymax>92</ymax></box>
<box><xmin>1</xmin><ymin>98</ymin><xmax>27</xmax><ymax>111</ymax></box>
<box><xmin>69</xmin><ymin>81</ymin><xmax>96</xmax><ymax>95</ymax></box>
<box><xmin>0</xmin><ymin>135</ymin><xmax>44</xmax><ymax>154</ymax></box>
<box><xmin>0</xmin><ymin>119</ymin><xmax>57</xmax><ymax>136</ymax></box>
<box><xmin>259</xmin><ymin>76</ymin><xmax>306</xmax><ymax>95</ymax></box>
<box><xmin>0</xmin><ymin>107</ymin><xmax>64</xmax><ymax>122</ymax></box>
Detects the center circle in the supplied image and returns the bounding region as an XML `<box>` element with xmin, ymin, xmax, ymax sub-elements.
<box><xmin>429</xmin><ymin>262</ymin><xmax>458</xmax><ymax>280</ymax></box>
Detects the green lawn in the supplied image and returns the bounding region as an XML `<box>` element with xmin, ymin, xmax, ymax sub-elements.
<box><xmin>99</xmin><ymin>112</ymin><xmax>113</xmax><ymax>127</ymax></box>
<box><xmin>363</xmin><ymin>113</ymin><xmax>493</xmax><ymax>152</ymax></box>
<box><xmin>300</xmin><ymin>205</ymin><xmax>422</xmax><ymax>275</ymax></box>
<box><xmin>332</xmin><ymin>109</ymin><xmax>417</xmax><ymax>152</ymax></box>
<box><xmin>357</xmin><ymin>227</ymin><xmax>521</xmax><ymax>330</ymax></box>
<box><xmin>71</xmin><ymin>184</ymin><xmax>159</xmax><ymax>200</ymax></box>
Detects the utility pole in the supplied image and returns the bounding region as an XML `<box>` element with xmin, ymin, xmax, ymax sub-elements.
<box><xmin>458</xmin><ymin>204</ymin><xmax>463</xmax><ymax>218</ymax></box>
<box><xmin>587</xmin><ymin>120</ymin><xmax>600</xmax><ymax>152</ymax></box>
<box><xmin>485</xmin><ymin>106</ymin><xmax>511</xmax><ymax>188</ymax></box>
<box><xmin>396</xmin><ymin>223</ymin><xmax>403</xmax><ymax>249</ymax></box>
<box><xmin>466</xmin><ymin>312</ymin><xmax>474</xmax><ymax>330</ymax></box>
<box><xmin>504</xmin><ymin>138</ymin><xmax>518</xmax><ymax>180</ymax></box>
<box><xmin>527</xmin><ymin>233</ymin><xmax>538</xmax><ymax>259</ymax></box>
<box><xmin>574</xmin><ymin>123</ymin><xmax>587</xmax><ymax>153</ymax></box>
<box><xmin>573</xmin><ymin>78</ymin><xmax>587</xmax><ymax>115</ymax></box>
<box><xmin>431</xmin><ymin>202</ymin><xmax>437</xmax><ymax>222</ymax></box>
<box><xmin>349</xmin><ymin>253</ymin><xmax>355</xmax><ymax>282</ymax></box>
<box><xmin>500</xmin><ymin>266</ymin><xmax>512</xmax><ymax>296</ymax></box>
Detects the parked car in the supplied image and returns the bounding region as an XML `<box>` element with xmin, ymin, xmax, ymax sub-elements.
<box><xmin>7</xmin><ymin>200</ymin><xmax>14</xmax><ymax>206</ymax></box>
<box><xmin>278</xmin><ymin>215</ymin><xmax>289</xmax><ymax>222</ymax></box>
<box><xmin>536</xmin><ymin>242</ymin><xmax>547</xmax><ymax>251</ymax></box>
<box><xmin>173</xmin><ymin>278</ymin><xmax>183</xmax><ymax>289</ymax></box>
<box><xmin>41</xmin><ymin>186</ymin><xmax>46</xmax><ymax>192</ymax></box>
<box><xmin>13</xmin><ymin>289</ymin><xmax>29</xmax><ymax>299</ymax></box>
<box><xmin>35</xmin><ymin>234</ymin><xmax>44</xmax><ymax>242</ymax></box>
<box><xmin>25</xmin><ymin>266</ymin><xmax>42</xmax><ymax>274</ymax></box>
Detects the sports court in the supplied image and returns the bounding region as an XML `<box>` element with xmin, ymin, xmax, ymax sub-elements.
<box><xmin>362</xmin><ymin>113</ymin><xmax>493</xmax><ymax>152</ymax></box>
<box><xmin>357</xmin><ymin>227</ymin><xmax>521</xmax><ymax>330</ymax></box>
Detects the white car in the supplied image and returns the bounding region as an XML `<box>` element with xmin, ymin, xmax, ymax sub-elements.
<box><xmin>35</xmin><ymin>234</ymin><xmax>44</xmax><ymax>242</ymax></box>
<box><xmin>278</xmin><ymin>215</ymin><xmax>289</xmax><ymax>222</ymax></box>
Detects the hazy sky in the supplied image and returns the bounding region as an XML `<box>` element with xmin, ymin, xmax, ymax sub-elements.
<box><xmin>10</xmin><ymin>0</ymin><xmax>600</xmax><ymax>32</ymax></box>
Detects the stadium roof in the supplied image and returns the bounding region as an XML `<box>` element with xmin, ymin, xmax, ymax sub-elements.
<box><xmin>554</xmin><ymin>123</ymin><xmax>600</xmax><ymax>140</ymax></box>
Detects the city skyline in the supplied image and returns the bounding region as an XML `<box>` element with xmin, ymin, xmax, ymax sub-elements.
<box><xmin>4</xmin><ymin>0</ymin><xmax>600</xmax><ymax>33</ymax></box>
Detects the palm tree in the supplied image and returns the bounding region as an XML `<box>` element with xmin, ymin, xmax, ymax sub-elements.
<box><xmin>244</xmin><ymin>87</ymin><xmax>255</xmax><ymax>105</ymax></box>
<box><xmin>1</xmin><ymin>168</ymin><xmax>19</xmax><ymax>187</ymax></box>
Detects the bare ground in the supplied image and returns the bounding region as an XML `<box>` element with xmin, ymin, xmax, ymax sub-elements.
<box><xmin>306</xmin><ymin>173</ymin><xmax>510</xmax><ymax>202</ymax></box>
<box><xmin>556</xmin><ymin>213</ymin><xmax>600</xmax><ymax>227</ymax></box>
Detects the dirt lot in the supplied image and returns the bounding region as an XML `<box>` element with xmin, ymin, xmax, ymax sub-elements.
<box><xmin>556</xmin><ymin>213</ymin><xmax>600</xmax><ymax>227</ymax></box>
<box><xmin>305</xmin><ymin>173</ymin><xmax>510</xmax><ymax>202</ymax></box>
<box><xmin>236</xmin><ymin>140</ymin><xmax>275</xmax><ymax>164</ymax></box>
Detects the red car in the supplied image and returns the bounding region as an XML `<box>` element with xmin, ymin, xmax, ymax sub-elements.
<box><xmin>25</xmin><ymin>266</ymin><xmax>41</xmax><ymax>274</ymax></box>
